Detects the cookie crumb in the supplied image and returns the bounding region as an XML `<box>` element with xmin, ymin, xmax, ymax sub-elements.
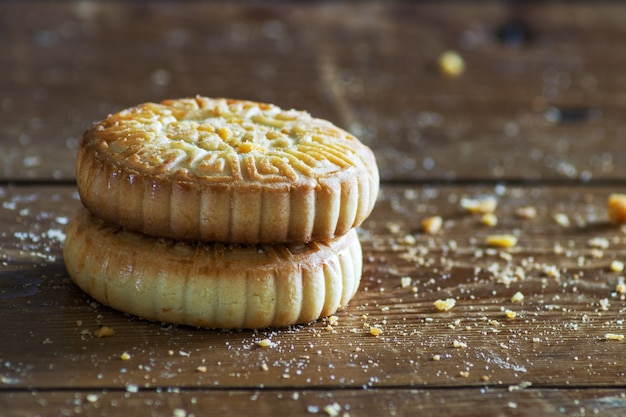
<box><xmin>120</xmin><ymin>352</ymin><xmax>131</xmax><ymax>361</ymax></box>
<box><xmin>480</xmin><ymin>213</ymin><xmax>498</xmax><ymax>227</ymax></box>
<box><xmin>515</xmin><ymin>206</ymin><xmax>537</xmax><ymax>219</ymax></box>
<box><xmin>486</xmin><ymin>234</ymin><xmax>518</xmax><ymax>248</ymax></box>
<box><xmin>610</xmin><ymin>260</ymin><xmax>624</xmax><ymax>272</ymax></box>
<box><xmin>453</xmin><ymin>340</ymin><xmax>467</xmax><ymax>348</ymax></box>
<box><xmin>608</xmin><ymin>194</ymin><xmax>626</xmax><ymax>224</ymax></box>
<box><xmin>369</xmin><ymin>326</ymin><xmax>383</xmax><ymax>336</ymax></box>
<box><xmin>511</xmin><ymin>292</ymin><xmax>524</xmax><ymax>303</ymax></box>
<box><xmin>553</xmin><ymin>213</ymin><xmax>570</xmax><ymax>227</ymax></box>
<box><xmin>94</xmin><ymin>326</ymin><xmax>115</xmax><ymax>338</ymax></box>
<box><xmin>604</xmin><ymin>333</ymin><xmax>624</xmax><ymax>341</ymax></box>
<box><xmin>461</xmin><ymin>196</ymin><xmax>497</xmax><ymax>214</ymax></box>
<box><xmin>196</xmin><ymin>366</ymin><xmax>207</xmax><ymax>373</ymax></box>
<box><xmin>422</xmin><ymin>216</ymin><xmax>443</xmax><ymax>234</ymax></box>
<box><xmin>504</xmin><ymin>309</ymin><xmax>517</xmax><ymax>319</ymax></box>
<box><xmin>439</xmin><ymin>51</ymin><xmax>465</xmax><ymax>77</ymax></box>
<box><xmin>434</xmin><ymin>298</ymin><xmax>456</xmax><ymax>311</ymax></box>
<box><xmin>258</xmin><ymin>339</ymin><xmax>273</xmax><ymax>348</ymax></box>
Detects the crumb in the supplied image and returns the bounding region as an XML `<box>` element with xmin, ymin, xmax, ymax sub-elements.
<box><xmin>439</xmin><ymin>50</ymin><xmax>465</xmax><ymax>77</ymax></box>
<box><xmin>422</xmin><ymin>216</ymin><xmax>443</xmax><ymax>234</ymax></box>
<box><xmin>608</xmin><ymin>194</ymin><xmax>626</xmax><ymax>224</ymax></box>
<box><xmin>452</xmin><ymin>340</ymin><xmax>467</xmax><ymax>348</ymax></box>
<box><xmin>432</xmin><ymin>354</ymin><xmax>441</xmax><ymax>361</ymax></box>
<box><xmin>599</xmin><ymin>298</ymin><xmax>610</xmax><ymax>311</ymax></box>
<box><xmin>323</xmin><ymin>403</ymin><xmax>342</xmax><ymax>417</ymax></box>
<box><xmin>76</xmin><ymin>320</ymin><xmax>83</xmax><ymax>327</ymax></box>
<box><xmin>588</xmin><ymin>237</ymin><xmax>609</xmax><ymax>249</ymax></box>
<box><xmin>400</xmin><ymin>276</ymin><xmax>412</xmax><ymax>288</ymax></box>
<box><xmin>610</xmin><ymin>261</ymin><xmax>624</xmax><ymax>272</ymax></box>
<box><xmin>196</xmin><ymin>366</ymin><xmax>207</xmax><ymax>373</ymax></box>
<box><xmin>504</xmin><ymin>309</ymin><xmax>517</xmax><ymax>319</ymax></box>
<box><xmin>460</xmin><ymin>196</ymin><xmax>497</xmax><ymax>214</ymax></box>
<box><xmin>604</xmin><ymin>333</ymin><xmax>624</xmax><ymax>341</ymax></box>
<box><xmin>94</xmin><ymin>326</ymin><xmax>115</xmax><ymax>338</ymax></box>
<box><xmin>515</xmin><ymin>206</ymin><xmax>537</xmax><ymax>219</ymax></box>
<box><xmin>386</xmin><ymin>222</ymin><xmax>401</xmax><ymax>234</ymax></box>
<box><xmin>486</xmin><ymin>234</ymin><xmax>518</xmax><ymax>248</ymax></box>
<box><xmin>260</xmin><ymin>363</ymin><xmax>269</xmax><ymax>371</ymax></box>
<box><xmin>120</xmin><ymin>352</ymin><xmax>131</xmax><ymax>361</ymax></box>
<box><xmin>258</xmin><ymin>339</ymin><xmax>273</xmax><ymax>348</ymax></box>
<box><xmin>511</xmin><ymin>292</ymin><xmax>524</xmax><ymax>303</ymax></box>
<box><xmin>480</xmin><ymin>213</ymin><xmax>498</xmax><ymax>227</ymax></box>
<box><xmin>616</xmin><ymin>278</ymin><xmax>625</xmax><ymax>294</ymax></box>
<box><xmin>434</xmin><ymin>298</ymin><xmax>456</xmax><ymax>311</ymax></box>
<box><xmin>86</xmin><ymin>394</ymin><xmax>99</xmax><ymax>403</ymax></box>
<box><xmin>328</xmin><ymin>315</ymin><xmax>339</xmax><ymax>326</ymax></box>
<box><xmin>459</xmin><ymin>371</ymin><xmax>470</xmax><ymax>378</ymax></box>
<box><xmin>553</xmin><ymin>213</ymin><xmax>570</xmax><ymax>227</ymax></box>
<box><xmin>369</xmin><ymin>326</ymin><xmax>383</xmax><ymax>336</ymax></box>
<box><xmin>481</xmin><ymin>375</ymin><xmax>490</xmax><ymax>382</ymax></box>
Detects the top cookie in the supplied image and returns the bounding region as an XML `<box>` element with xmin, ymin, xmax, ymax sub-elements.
<box><xmin>77</xmin><ymin>97</ymin><xmax>379</xmax><ymax>243</ymax></box>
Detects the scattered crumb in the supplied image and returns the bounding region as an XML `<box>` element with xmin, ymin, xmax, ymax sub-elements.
<box><xmin>328</xmin><ymin>315</ymin><xmax>339</xmax><ymax>326</ymax></box>
<box><xmin>400</xmin><ymin>276</ymin><xmax>412</xmax><ymax>288</ymax></box>
<box><xmin>452</xmin><ymin>340</ymin><xmax>467</xmax><ymax>348</ymax></box>
<box><xmin>461</xmin><ymin>196</ymin><xmax>497</xmax><ymax>214</ymax></box>
<box><xmin>504</xmin><ymin>309</ymin><xmax>517</xmax><ymax>319</ymax></box>
<box><xmin>459</xmin><ymin>371</ymin><xmax>470</xmax><ymax>378</ymax></box>
<box><xmin>422</xmin><ymin>216</ymin><xmax>443</xmax><ymax>234</ymax></box>
<box><xmin>511</xmin><ymin>292</ymin><xmax>524</xmax><ymax>303</ymax></box>
<box><xmin>323</xmin><ymin>403</ymin><xmax>342</xmax><ymax>417</ymax></box>
<box><xmin>610</xmin><ymin>261</ymin><xmax>624</xmax><ymax>272</ymax></box>
<box><xmin>588</xmin><ymin>237</ymin><xmax>609</xmax><ymax>250</ymax></box>
<box><xmin>599</xmin><ymin>298</ymin><xmax>610</xmax><ymax>311</ymax></box>
<box><xmin>439</xmin><ymin>50</ymin><xmax>465</xmax><ymax>77</ymax></box>
<box><xmin>432</xmin><ymin>354</ymin><xmax>441</xmax><ymax>361</ymax></box>
<box><xmin>86</xmin><ymin>394</ymin><xmax>99</xmax><ymax>403</ymax></box>
<box><xmin>369</xmin><ymin>326</ymin><xmax>383</xmax><ymax>336</ymax></box>
<box><xmin>486</xmin><ymin>234</ymin><xmax>518</xmax><ymax>248</ymax></box>
<box><xmin>608</xmin><ymin>194</ymin><xmax>626</xmax><ymax>224</ymax></box>
<box><xmin>481</xmin><ymin>375</ymin><xmax>490</xmax><ymax>382</ymax></box>
<box><xmin>480</xmin><ymin>213</ymin><xmax>498</xmax><ymax>227</ymax></box>
<box><xmin>258</xmin><ymin>339</ymin><xmax>273</xmax><ymax>348</ymax></box>
<box><xmin>515</xmin><ymin>206</ymin><xmax>537</xmax><ymax>219</ymax></box>
<box><xmin>196</xmin><ymin>366</ymin><xmax>207</xmax><ymax>373</ymax></box>
<box><xmin>434</xmin><ymin>298</ymin><xmax>456</xmax><ymax>312</ymax></box>
<box><xmin>553</xmin><ymin>213</ymin><xmax>570</xmax><ymax>227</ymax></box>
<box><xmin>120</xmin><ymin>352</ymin><xmax>131</xmax><ymax>361</ymax></box>
<box><xmin>605</xmin><ymin>333</ymin><xmax>624</xmax><ymax>341</ymax></box>
<box><xmin>94</xmin><ymin>326</ymin><xmax>115</xmax><ymax>338</ymax></box>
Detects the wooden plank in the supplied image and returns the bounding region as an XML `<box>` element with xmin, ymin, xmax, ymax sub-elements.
<box><xmin>2</xmin><ymin>388</ymin><xmax>626</xmax><ymax>417</ymax></box>
<box><xmin>2</xmin><ymin>184</ymin><xmax>626</xmax><ymax>391</ymax></box>
<box><xmin>2</xmin><ymin>2</ymin><xmax>626</xmax><ymax>182</ymax></box>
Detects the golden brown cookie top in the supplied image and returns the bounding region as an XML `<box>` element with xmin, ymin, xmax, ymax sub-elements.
<box><xmin>83</xmin><ymin>97</ymin><xmax>374</xmax><ymax>183</ymax></box>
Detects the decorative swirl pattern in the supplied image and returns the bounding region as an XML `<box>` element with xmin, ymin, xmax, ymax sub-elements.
<box><xmin>90</xmin><ymin>97</ymin><xmax>366</xmax><ymax>183</ymax></box>
<box><xmin>78</xmin><ymin>97</ymin><xmax>379</xmax><ymax>243</ymax></box>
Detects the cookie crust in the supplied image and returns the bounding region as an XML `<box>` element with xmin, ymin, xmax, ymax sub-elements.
<box><xmin>78</xmin><ymin>97</ymin><xmax>379</xmax><ymax>243</ymax></box>
<box><xmin>63</xmin><ymin>209</ymin><xmax>363</xmax><ymax>329</ymax></box>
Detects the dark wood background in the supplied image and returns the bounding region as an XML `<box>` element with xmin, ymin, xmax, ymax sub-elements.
<box><xmin>2</xmin><ymin>2</ymin><xmax>626</xmax><ymax>416</ymax></box>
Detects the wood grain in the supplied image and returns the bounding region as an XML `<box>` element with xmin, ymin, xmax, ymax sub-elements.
<box><xmin>2</xmin><ymin>184</ymin><xmax>626</xmax><ymax>392</ymax></box>
<box><xmin>2</xmin><ymin>2</ymin><xmax>626</xmax><ymax>182</ymax></box>
<box><xmin>3</xmin><ymin>2</ymin><xmax>626</xmax><ymax>416</ymax></box>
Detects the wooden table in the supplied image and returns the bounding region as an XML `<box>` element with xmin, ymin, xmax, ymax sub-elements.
<box><xmin>2</xmin><ymin>2</ymin><xmax>626</xmax><ymax>416</ymax></box>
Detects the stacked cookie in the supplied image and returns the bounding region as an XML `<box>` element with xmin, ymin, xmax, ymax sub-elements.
<box><xmin>63</xmin><ymin>97</ymin><xmax>379</xmax><ymax>328</ymax></box>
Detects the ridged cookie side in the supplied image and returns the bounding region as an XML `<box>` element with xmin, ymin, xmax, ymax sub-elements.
<box><xmin>62</xmin><ymin>209</ymin><xmax>363</xmax><ymax>329</ymax></box>
<box><xmin>77</xmin><ymin>141</ymin><xmax>378</xmax><ymax>244</ymax></box>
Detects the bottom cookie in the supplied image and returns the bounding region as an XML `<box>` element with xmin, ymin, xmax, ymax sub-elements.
<box><xmin>63</xmin><ymin>209</ymin><xmax>362</xmax><ymax>329</ymax></box>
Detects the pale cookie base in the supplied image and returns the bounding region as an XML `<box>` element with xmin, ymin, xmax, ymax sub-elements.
<box><xmin>63</xmin><ymin>209</ymin><xmax>363</xmax><ymax>329</ymax></box>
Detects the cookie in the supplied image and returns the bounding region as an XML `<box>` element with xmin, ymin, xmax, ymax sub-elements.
<box><xmin>63</xmin><ymin>209</ymin><xmax>363</xmax><ymax>329</ymax></box>
<box><xmin>77</xmin><ymin>97</ymin><xmax>379</xmax><ymax>244</ymax></box>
